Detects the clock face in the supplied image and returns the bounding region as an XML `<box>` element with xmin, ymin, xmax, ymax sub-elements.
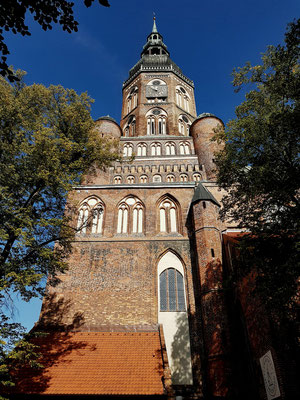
<box><xmin>146</xmin><ymin>84</ymin><xmax>168</xmax><ymax>98</ymax></box>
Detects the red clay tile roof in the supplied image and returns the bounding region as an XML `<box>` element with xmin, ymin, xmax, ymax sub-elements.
<box><xmin>11</xmin><ymin>331</ymin><xmax>166</xmax><ymax>396</ymax></box>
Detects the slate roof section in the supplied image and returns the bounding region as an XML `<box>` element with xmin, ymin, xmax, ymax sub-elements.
<box><xmin>192</xmin><ymin>183</ymin><xmax>220</xmax><ymax>206</ymax></box>
<box><xmin>10</xmin><ymin>331</ymin><xmax>166</xmax><ymax>396</ymax></box>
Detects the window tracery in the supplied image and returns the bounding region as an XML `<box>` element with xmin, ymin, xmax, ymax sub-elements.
<box><xmin>179</xmin><ymin>141</ymin><xmax>191</xmax><ymax>155</ymax></box>
<box><xmin>178</xmin><ymin>115</ymin><xmax>191</xmax><ymax>136</ymax></box>
<box><xmin>159</xmin><ymin>198</ymin><xmax>179</xmax><ymax>233</ymax></box>
<box><xmin>117</xmin><ymin>196</ymin><xmax>144</xmax><ymax>234</ymax></box>
<box><xmin>151</xmin><ymin>142</ymin><xmax>162</xmax><ymax>156</ymax></box>
<box><xmin>160</xmin><ymin>268</ymin><xmax>185</xmax><ymax>311</ymax></box>
<box><xmin>137</xmin><ymin>143</ymin><xmax>147</xmax><ymax>156</ymax></box>
<box><xmin>124</xmin><ymin>115</ymin><xmax>136</xmax><ymax>137</ymax></box>
<box><xmin>123</xmin><ymin>143</ymin><xmax>133</xmax><ymax>157</ymax></box>
<box><xmin>146</xmin><ymin>108</ymin><xmax>167</xmax><ymax>135</ymax></box>
<box><xmin>176</xmin><ymin>86</ymin><xmax>190</xmax><ymax>112</ymax></box>
<box><xmin>126</xmin><ymin>86</ymin><xmax>138</xmax><ymax>114</ymax></box>
<box><xmin>165</xmin><ymin>142</ymin><xmax>176</xmax><ymax>155</ymax></box>
<box><xmin>77</xmin><ymin>197</ymin><xmax>104</xmax><ymax>235</ymax></box>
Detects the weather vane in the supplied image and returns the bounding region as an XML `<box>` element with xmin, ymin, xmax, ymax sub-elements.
<box><xmin>153</xmin><ymin>12</ymin><xmax>156</xmax><ymax>20</ymax></box>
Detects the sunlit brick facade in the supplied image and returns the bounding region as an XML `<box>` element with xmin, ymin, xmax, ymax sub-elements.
<box><xmin>24</xmin><ymin>18</ymin><xmax>289</xmax><ymax>400</ymax></box>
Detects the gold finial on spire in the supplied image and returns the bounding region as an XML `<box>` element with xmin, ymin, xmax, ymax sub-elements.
<box><xmin>152</xmin><ymin>13</ymin><xmax>158</xmax><ymax>33</ymax></box>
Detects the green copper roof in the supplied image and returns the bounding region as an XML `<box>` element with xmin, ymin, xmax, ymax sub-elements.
<box><xmin>192</xmin><ymin>183</ymin><xmax>220</xmax><ymax>206</ymax></box>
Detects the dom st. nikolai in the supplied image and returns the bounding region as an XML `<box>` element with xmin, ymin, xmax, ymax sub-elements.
<box><xmin>9</xmin><ymin>18</ymin><xmax>284</xmax><ymax>400</ymax></box>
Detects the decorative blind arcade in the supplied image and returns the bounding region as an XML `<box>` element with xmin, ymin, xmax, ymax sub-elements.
<box><xmin>160</xmin><ymin>268</ymin><xmax>185</xmax><ymax>311</ymax></box>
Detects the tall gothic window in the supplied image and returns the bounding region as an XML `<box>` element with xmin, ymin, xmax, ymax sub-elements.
<box><xmin>137</xmin><ymin>143</ymin><xmax>147</xmax><ymax>156</ymax></box>
<box><xmin>165</xmin><ymin>142</ymin><xmax>176</xmax><ymax>155</ymax></box>
<box><xmin>77</xmin><ymin>197</ymin><xmax>105</xmax><ymax>235</ymax></box>
<box><xmin>178</xmin><ymin>115</ymin><xmax>191</xmax><ymax>136</ymax></box>
<box><xmin>146</xmin><ymin>108</ymin><xmax>167</xmax><ymax>135</ymax></box>
<box><xmin>176</xmin><ymin>86</ymin><xmax>190</xmax><ymax>112</ymax></box>
<box><xmin>124</xmin><ymin>115</ymin><xmax>136</xmax><ymax>137</ymax></box>
<box><xmin>160</xmin><ymin>268</ymin><xmax>185</xmax><ymax>311</ymax></box>
<box><xmin>117</xmin><ymin>196</ymin><xmax>144</xmax><ymax>234</ymax></box>
<box><xmin>123</xmin><ymin>143</ymin><xmax>133</xmax><ymax>157</ymax></box>
<box><xmin>179</xmin><ymin>141</ymin><xmax>191</xmax><ymax>155</ymax></box>
<box><xmin>126</xmin><ymin>86</ymin><xmax>138</xmax><ymax>114</ymax></box>
<box><xmin>159</xmin><ymin>197</ymin><xmax>179</xmax><ymax>233</ymax></box>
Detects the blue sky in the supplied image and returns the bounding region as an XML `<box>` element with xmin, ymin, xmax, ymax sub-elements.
<box><xmin>4</xmin><ymin>0</ymin><xmax>299</xmax><ymax>331</ymax></box>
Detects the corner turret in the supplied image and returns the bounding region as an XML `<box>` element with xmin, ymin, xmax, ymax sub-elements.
<box><xmin>94</xmin><ymin>116</ymin><xmax>122</xmax><ymax>140</ymax></box>
<box><xmin>190</xmin><ymin>113</ymin><xmax>224</xmax><ymax>180</ymax></box>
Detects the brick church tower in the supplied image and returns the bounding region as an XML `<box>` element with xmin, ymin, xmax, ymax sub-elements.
<box><xmin>14</xmin><ymin>19</ymin><xmax>238</xmax><ymax>400</ymax></box>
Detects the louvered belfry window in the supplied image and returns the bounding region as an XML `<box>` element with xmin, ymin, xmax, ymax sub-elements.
<box><xmin>160</xmin><ymin>268</ymin><xmax>185</xmax><ymax>311</ymax></box>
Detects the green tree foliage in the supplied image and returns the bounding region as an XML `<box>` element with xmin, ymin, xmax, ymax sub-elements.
<box><xmin>215</xmin><ymin>19</ymin><xmax>299</xmax><ymax>344</ymax></box>
<box><xmin>0</xmin><ymin>0</ymin><xmax>110</xmax><ymax>81</ymax></box>
<box><xmin>0</xmin><ymin>70</ymin><xmax>119</xmax><ymax>390</ymax></box>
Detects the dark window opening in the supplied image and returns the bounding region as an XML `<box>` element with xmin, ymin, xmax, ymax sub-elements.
<box><xmin>211</xmin><ymin>248</ymin><xmax>215</xmax><ymax>257</ymax></box>
<box><xmin>203</xmin><ymin>201</ymin><xmax>206</xmax><ymax>209</ymax></box>
<box><xmin>152</xmin><ymin>48</ymin><xmax>160</xmax><ymax>55</ymax></box>
<box><xmin>160</xmin><ymin>268</ymin><xmax>186</xmax><ymax>312</ymax></box>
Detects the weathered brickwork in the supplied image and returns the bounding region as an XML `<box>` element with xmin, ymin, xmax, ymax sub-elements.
<box><xmin>41</xmin><ymin>239</ymin><xmax>195</xmax><ymax>329</ymax></box>
<box><xmin>37</xmin><ymin>19</ymin><xmax>287</xmax><ymax>400</ymax></box>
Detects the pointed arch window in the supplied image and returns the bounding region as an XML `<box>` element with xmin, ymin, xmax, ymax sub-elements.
<box><xmin>160</xmin><ymin>268</ymin><xmax>185</xmax><ymax>312</ymax></box>
<box><xmin>114</xmin><ymin>176</ymin><xmax>122</xmax><ymax>184</ymax></box>
<box><xmin>126</xmin><ymin>86</ymin><xmax>138</xmax><ymax>114</ymax></box>
<box><xmin>165</xmin><ymin>142</ymin><xmax>176</xmax><ymax>155</ymax></box>
<box><xmin>124</xmin><ymin>115</ymin><xmax>136</xmax><ymax>137</ymax></box>
<box><xmin>117</xmin><ymin>196</ymin><xmax>144</xmax><ymax>234</ymax></box>
<box><xmin>137</xmin><ymin>143</ymin><xmax>147</xmax><ymax>156</ymax></box>
<box><xmin>176</xmin><ymin>86</ymin><xmax>190</xmax><ymax>112</ymax></box>
<box><xmin>77</xmin><ymin>197</ymin><xmax>105</xmax><ymax>235</ymax></box>
<box><xmin>123</xmin><ymin>143</ymin><xmax>133</xmax><ymax>157</ymax></box>
<box><xmin>178</xmin><ymin>115</ymin><xmax>191</xmax><ymax>136</ymax></box>
<box><xmin>179</xmin><ymin>141</ymin><xmax>191</xmax><ymax>155</ymax></box>
<box><xmin>146</xmin><ymin>108</ymin><xmax>167</xmax><ymax>135</ymax></box>
<box><xmin>159</xmin><ymin>198</ymin><xmax>178</xmax><ymax>233</ymax></box>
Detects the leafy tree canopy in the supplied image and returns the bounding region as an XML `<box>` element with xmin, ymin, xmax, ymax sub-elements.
<box><xmin>215</xmin><ymin>19</ymin><xmax>299</xmax><ymax>343</ymax></box>
<box><xmin>0</xmin><ymin>70</ymin><xmax>119</xmax><ymax>388</ymax></box>
<box><xmin>0</xmin><ymin>0</ymin><xmax>110</xmax><ymax>81</ymax></box>
<box><xmin>216</xmin><ymin>18</ymin><xmax>299</xmax><ymax>234</ymax></box>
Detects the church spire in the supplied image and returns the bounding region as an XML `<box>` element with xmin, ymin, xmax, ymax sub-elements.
<box><xmin>152</xmin><ymin>15</ymin><xmax>158</xmax><ymax>33</ymax></box>
<box><xmin>140</xmin><ymin>17</ymin><xmax>169</xmax><ymax>58</ymax></box>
